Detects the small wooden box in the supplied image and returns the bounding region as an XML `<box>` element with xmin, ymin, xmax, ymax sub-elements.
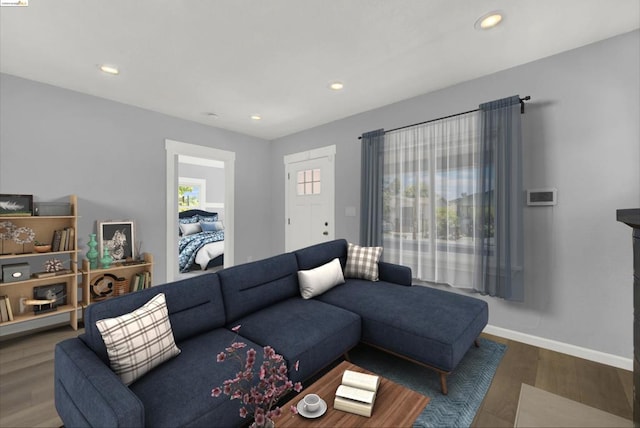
<box><xmin>2</xmin><ymin>263</ymin><xmax>30</xmax><ymax>283</ymax></box>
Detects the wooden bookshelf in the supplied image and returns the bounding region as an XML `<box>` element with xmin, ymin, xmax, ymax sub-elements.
<box><xmin>0</xmin><ymin>195</ymin><xmax>79</xmax><ymax>330</ymax></box>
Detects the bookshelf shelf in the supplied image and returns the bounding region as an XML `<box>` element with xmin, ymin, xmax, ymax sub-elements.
<box><xmin>0</xmin><ymin>304</ymin><xmax>79</xmax><ymax>326</ymax></box>
<box><xmin>0</xmin><ymin>250</ymin><xmax>76</xmax><ymax>261</ymax></box>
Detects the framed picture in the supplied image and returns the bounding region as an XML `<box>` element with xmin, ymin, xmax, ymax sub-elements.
<box><xmin>32</xmin><ymin>282</ymin><xmax>66</xmax><ymax>314</ymax></box>
<box><xmin>0</xmin><ymin>194</ymin><xmax>33</xmax><ymax>216</ymax></box>
<box><xmin>99</xmin><ymin>221</ymin><xmax>135</xmax><ymax>262</ymax></box>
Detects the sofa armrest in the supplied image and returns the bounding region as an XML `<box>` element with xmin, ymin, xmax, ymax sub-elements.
<box><xmin>378</xmin><ymin>262</ymin><xmax>412</xmax><ymax>286</ymax></box>
<box><xmin>55</xmin><ymin>338</ymin><xmax>144</xmax><ymax>428</ymax></box>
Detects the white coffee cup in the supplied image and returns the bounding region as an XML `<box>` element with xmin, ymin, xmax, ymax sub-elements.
<box><xmin>303</xmin><ymin>393</ymin><xmax>321</xmax><ymax>413</ymax></box>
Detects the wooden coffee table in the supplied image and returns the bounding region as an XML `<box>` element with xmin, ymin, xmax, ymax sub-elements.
<box><xmin>275</xmin><ymin>361</ymin><xmax>430</xmax><ymax>427</ymax></box>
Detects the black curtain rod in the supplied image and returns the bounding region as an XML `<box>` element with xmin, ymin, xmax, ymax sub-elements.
<box><xmin>358</xmin><ymin>96</ymin><xmax>531</xmax><ymax>139</ymax></box>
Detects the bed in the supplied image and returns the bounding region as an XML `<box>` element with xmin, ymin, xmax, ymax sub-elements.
<box><xmin>178</xmin><ymin>209</ymin><xmax>225</xmax><ymax>272</ymax></box>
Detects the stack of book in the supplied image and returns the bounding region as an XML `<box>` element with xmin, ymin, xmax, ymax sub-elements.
<box><xmin>0</xmin><ymin>295</ymin><xmax>14</xmax><ymax>322</ymax></box>
<box><xmin>51</xmin><ymin>227</ymin><xmax>75</xmax><ymax>252</ymax></box>
<box><xmin>333</xmin><ymin>369</ymin><xmax>380</xmax><ymax>417</ymax></box>
<box><xmin>130</xmin><ymin>271</ymin><xmax>151</xmax><ymax>292</ymax></box>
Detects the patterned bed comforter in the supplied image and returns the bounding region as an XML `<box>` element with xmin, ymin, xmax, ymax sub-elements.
<box><xmin>179</xmin><ymin>230</ymin><xmax>224</xmax><ymax>272</ymax></box>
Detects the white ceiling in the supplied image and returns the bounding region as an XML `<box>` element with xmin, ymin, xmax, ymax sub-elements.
<box><xmin>1</xmin><ymin>1</ymin><xmax>638</xmax><ymax>140</ymax></box>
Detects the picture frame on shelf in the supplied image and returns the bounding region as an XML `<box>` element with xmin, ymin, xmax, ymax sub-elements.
<box><xmin>32</xmin><ymin>282</ymin><xmax>67</xmax><ymax>314</ymax></box>
<box><xmin>0</xmin><ymin>194</ymin><xmax>33</xmax><ymax>216</ymax></box>
<box><xmin>98</xmin><ymin>221</ymin><xmax>135</xmax><ymax>262</ymax></box>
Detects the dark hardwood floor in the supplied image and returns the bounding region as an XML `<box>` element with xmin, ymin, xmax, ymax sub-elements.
<box><xmin>0</xmin><ymin>327</ymin><xmax>633</xmax><ymax>427</ymax></box>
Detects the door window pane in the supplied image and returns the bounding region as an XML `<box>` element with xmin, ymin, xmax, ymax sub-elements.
<box><xmin>296</xmin><ymin>168</ymin><xmax>322</xmax><ymax>195</ymax></box>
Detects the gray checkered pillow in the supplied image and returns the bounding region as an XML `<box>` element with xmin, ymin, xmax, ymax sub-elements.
<box><xmin>344</xmin><ymin>243</ymin><xmax>383</xmax><ymax>281</ymax></box>
<box><xmin>96</xmin><ymin>293</ymin><xmax>181</xmax><ymax>385</ymax></box>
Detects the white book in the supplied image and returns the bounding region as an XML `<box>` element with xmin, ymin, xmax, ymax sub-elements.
<box><xmin>341</xmin><ymin>370</ymin><xmax>380</xmax><ymax>392</ymax></box>
<box><xmin>336</xmin><ymin>384</ymin><xmax>376</xmax><ymax>404</ymax></box>
<box><xmin>334</xmin><ymin>395</ymin><xmax>374</xmax><ymax>417</ymax></box>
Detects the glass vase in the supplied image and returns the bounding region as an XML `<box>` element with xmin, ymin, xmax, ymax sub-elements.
<box><xmin>250</xmin><ymin>418</ymin><xmax>275</xmax><ymax>428</ymax></box>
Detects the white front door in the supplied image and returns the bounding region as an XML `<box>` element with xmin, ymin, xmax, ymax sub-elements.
<box><xmin>285</xmin><ymin>146</ymin><xmax>335</xmax><ymax>252</ymax></box>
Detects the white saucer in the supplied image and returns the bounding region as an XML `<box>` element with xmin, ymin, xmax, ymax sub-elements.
<box><xmin>296</xmin><ymin>398</ymin><xmax>327</xmax><ymax>418</ymax></box>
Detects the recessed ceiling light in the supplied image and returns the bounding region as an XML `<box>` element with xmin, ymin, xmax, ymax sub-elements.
<box><xmin>475</xmin><ymin>11</ymin><xmax>503</xmax><ymax>30</ymax></box>
<box><xmin>251</xmin><ymin>114</ymin><xmax>262</xmax><ymax>121</ymax></box>
<box><xmin>329</xmin><ymin>81</ymin><xmax>344</xmax><ymax>91</ymax></box>
<box><xmin>99</xmin><ymin>64</ymin><xmax>120</xmax><ymax>75</ymax></box>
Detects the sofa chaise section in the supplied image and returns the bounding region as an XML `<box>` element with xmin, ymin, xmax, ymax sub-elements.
<box><xmin>299</xmin><ymin>239</ymin><xmax>489</xmax><ymax>394</ymax></box>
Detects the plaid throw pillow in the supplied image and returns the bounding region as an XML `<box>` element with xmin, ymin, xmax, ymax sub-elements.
<box><xmin>96</xmin><ymin>293</ymin><xmax>181</xmax><ymax>385</ymax></box>
<box><xmin>344</xmin><ymin>243</ymin><xmax>383</xmax><ymax>281</ymax></box>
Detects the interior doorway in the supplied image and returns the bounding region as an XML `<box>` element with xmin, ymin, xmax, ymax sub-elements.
<box><xmin>166</xmin><ymin>139</ymin><xmax>235</xmax><ymax>281</ymax></box>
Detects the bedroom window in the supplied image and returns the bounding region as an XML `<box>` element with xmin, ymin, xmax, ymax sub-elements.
<box><xmin>178</xmin><ymin>177</ymin><xmax>207</xmax><ymax>212</ymax></box>
<box><xmin>297</xmin><ymin>169</ymin><xmax>321</xmax><ymax>195</ymax></box>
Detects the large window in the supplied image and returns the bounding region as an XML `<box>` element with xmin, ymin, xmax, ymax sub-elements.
<box><xmin>366</xmin><ymin>95</ymin><xmax>523</xmax><ymax>299</ymax></box>
<box><xmin>382</xmin><ymin>111</ymin><xmax>482</xmax><ymax>287</ymax></box>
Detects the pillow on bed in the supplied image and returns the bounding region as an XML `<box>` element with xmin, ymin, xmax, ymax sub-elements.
<box><xmin>200</xmin><ymin>221</ymin><xmax>224</xmax><ymax>232</ymax></box>
<box><xmin>179</xmin><ymin>222</ymin><xmax>202</xmax><ymax>236</ymax></box>
<box><xmin>198</xmin><ymin>214</ymin><xmax>219</xmax><ymax>223</ymax></box>
<box><xmin>298</xmin><ymin>258</ymin><xmax>345</xmax><ymax>299</ymax></box>
<box><xmin>178</xmin><ymin>215</ymin><xmax>200</xmax><ymax>235</ymax></box>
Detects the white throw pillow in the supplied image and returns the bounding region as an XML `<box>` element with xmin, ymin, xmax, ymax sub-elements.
<box><xmin>96</xmin><ymin>293</ymin><xmax>181</xmax><ymax>385</ymax></box>
<box><xmin>344</xmin><ymin>243</ymin><xmax>383</xmax><ymax>281</ymax></box>
<box><xmin>298</xmin><ymin>258</ymin><xmax>345</xmax><ymax>299</ymax></box>
<box><xmin>179</xmin><ymin>222</ymin><xmax>202</xmax><ymax>236</ymax></box>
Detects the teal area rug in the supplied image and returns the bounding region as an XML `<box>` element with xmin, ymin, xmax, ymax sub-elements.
<box><xmin>348</xmin><ymin>338</ymin><xmax>506</xmax><ymax>428</ymax></box>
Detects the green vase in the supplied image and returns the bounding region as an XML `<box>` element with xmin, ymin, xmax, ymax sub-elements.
<box><xmin>100</xmin><ymin>247</ymin><xmax>113</xmax><ymax>269</ymax></box>
<box><xmin>86</xmin><ymin>233</ymin><xmax>99</xmax><ymax>269</ymax></box>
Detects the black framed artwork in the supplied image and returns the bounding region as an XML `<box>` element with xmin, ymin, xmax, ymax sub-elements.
<box><xmin>98</xmin><ymin>221</ymin><xmax>135</xmax><ymax>262</ymax></box>
<box><xmin>0</xmin><ymin>194</ymin><xmax>33</xmax><ymax>216</ymax></box>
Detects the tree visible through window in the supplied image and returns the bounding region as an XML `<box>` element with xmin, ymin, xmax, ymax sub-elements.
<box><xmin>382</xmin><ymin>111</ymin><xmax>482</xmax><ymax>287</ymax></box>
<box><xmin>178</xmin><ymin>178</ymin><xmax>206</xmax><ymax>212</ymax></box>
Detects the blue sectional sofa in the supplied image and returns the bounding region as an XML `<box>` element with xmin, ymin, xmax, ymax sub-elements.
<box><xmin>54</xmin><ymin>239</ymin><xmax>488</xmax><ymax>427</ymax></box>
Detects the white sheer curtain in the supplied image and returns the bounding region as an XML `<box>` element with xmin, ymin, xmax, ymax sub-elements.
<box><xmin>382</xmin><ymin>111</ymin><xmax>481</xmax><ymax>288</ymax></box>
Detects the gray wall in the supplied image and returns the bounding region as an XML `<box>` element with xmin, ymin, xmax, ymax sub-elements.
<box><xmin>0</xmin><ymin>73</ymin><xmax>273</xmax><ymax>286</ymax></box>
<box><xmin>270</xmin><ymin>30</ymin><xmax>640</xmax><ymax>359</ymax></box>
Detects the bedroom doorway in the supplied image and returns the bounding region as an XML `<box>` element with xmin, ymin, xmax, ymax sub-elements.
<box><xmin>166</xmin><ymin>139</ymin><xmax>235</xmax><ymax>281</ymax></box>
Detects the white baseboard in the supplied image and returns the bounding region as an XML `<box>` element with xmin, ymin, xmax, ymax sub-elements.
<box><xmin>483</xmin><ymin>324</ymin><xmax>633</xmax><ymax>371</ymax></box>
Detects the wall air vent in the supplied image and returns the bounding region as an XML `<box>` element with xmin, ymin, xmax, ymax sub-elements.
<box><xmin>527</xmin><ymin>188</ymin><xmax>557</xmax><ymax>206</ymax></box>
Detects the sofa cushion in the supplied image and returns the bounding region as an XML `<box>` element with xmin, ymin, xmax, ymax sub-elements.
<box><xmin>83</xmin><ymin>273</ymin><xmax>226</xmax><ymax>365</ymax></box>
<box><xmin>130</xmin><ymin>329</ymin><xmax>263</xmax><ymax>428</ymax></box>
<box><xmin>298</xmin><ymin>258</ymin><xmax>345</xmax><ymax>299</ymax></box>
<box><xmin>231</xmin><ymin>297</ymin><xmax>361</xmax><ymax>383</ymax></box>
<box><xmin>316</xmin><ymin>280</ymin><xmax>488</xmax><ymax>372</ymax></box>
<box><xmin>96</xmin><ymin>293</ymin><xmax>181</xmax><ymax>385</ymax></box>
<box><xmin>344</xmin><ymin>243</ymin><xmax>383</xmax><ymax>281</ymax></box>
<box><xmin>294</xmin><ymin>238</ymin><xmax>348</xmax><ymax>270</ymax></box>
<box><xmin>218</xmin><ymin>253</ymin><xmax>299</xmax><ymax>323</ymax></box>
